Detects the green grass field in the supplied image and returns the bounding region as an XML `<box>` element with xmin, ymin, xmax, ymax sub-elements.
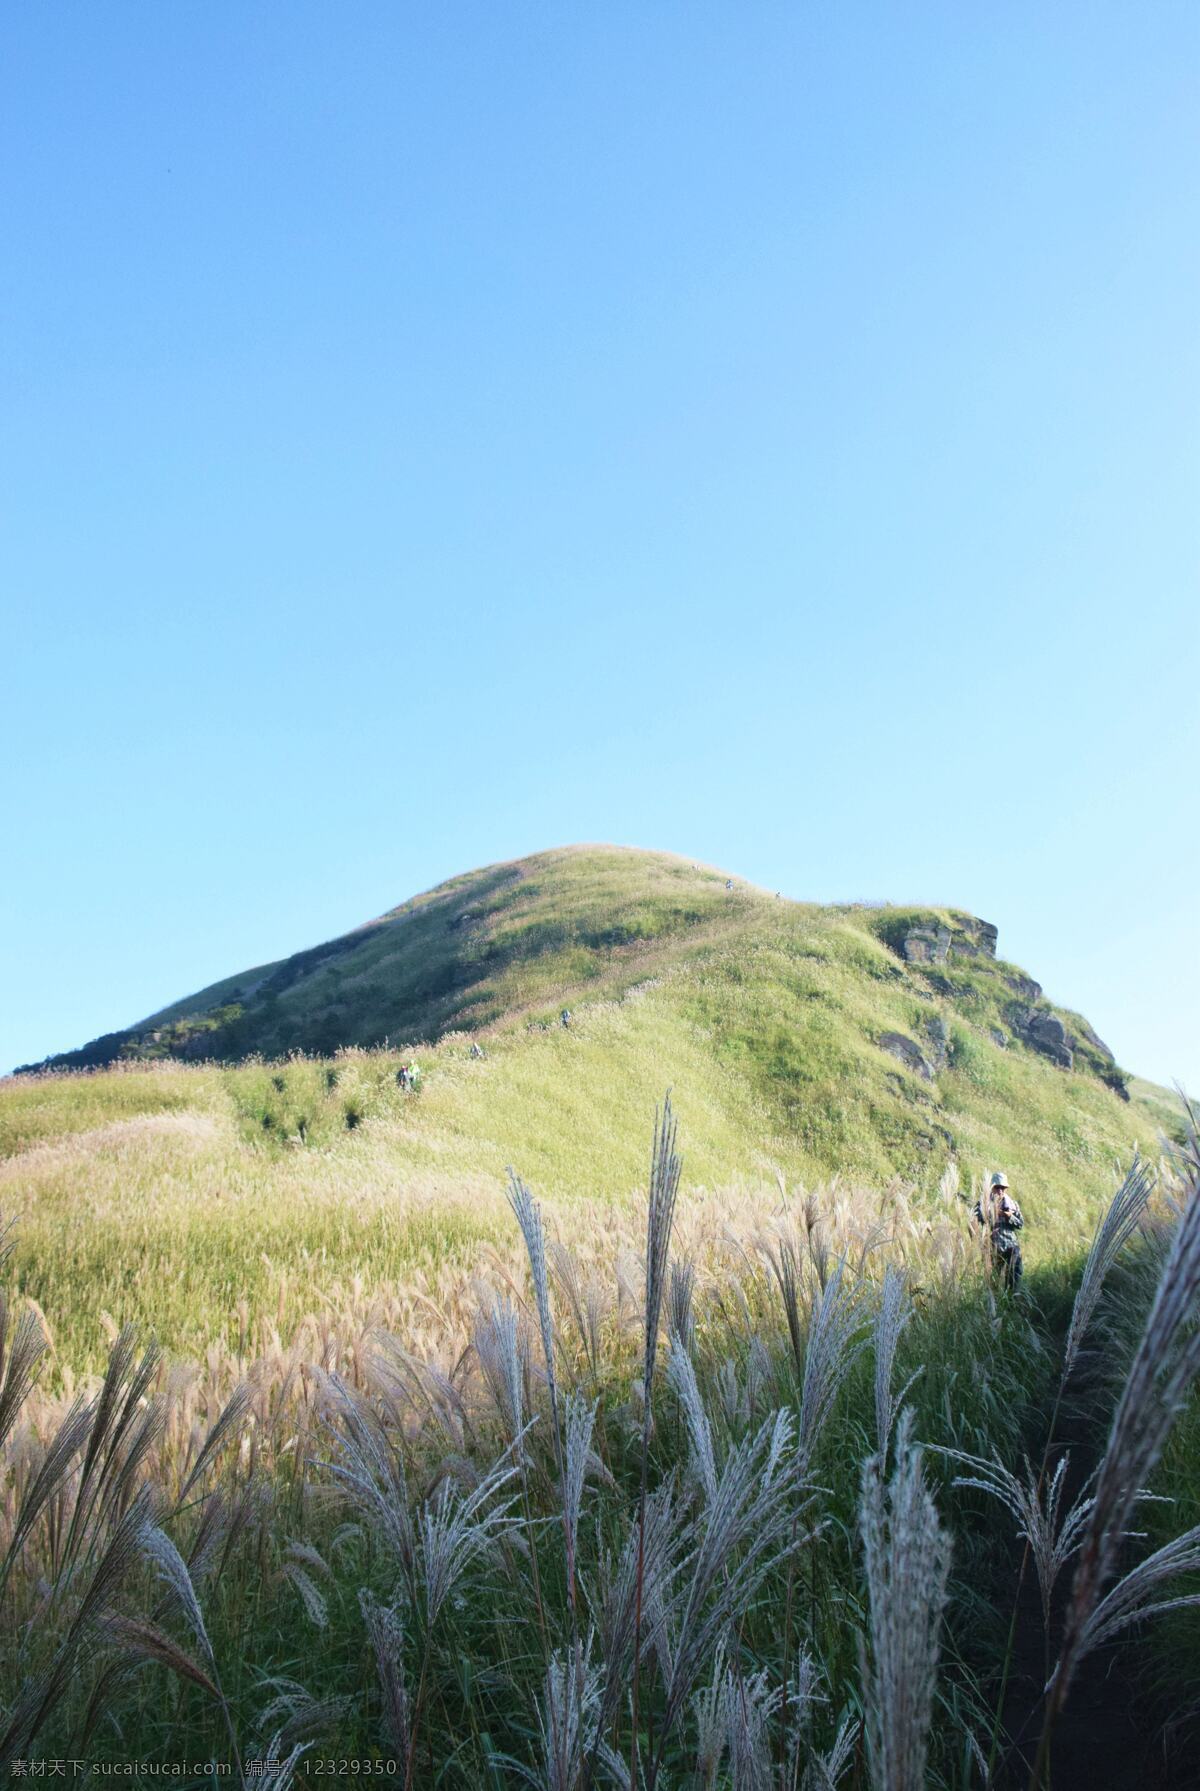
<box><xmin>2</xmin><ymin>1097</ymin><xmax>1197</xmax><ymax>1781</ymax></box>
<box><xmin>2</xmin><ymin>848</ymin><xmax>1177</xmax><ymax>1366</ymax></box>
<box><xmin>3</xmin><ymin>847</ymin><xmax>1196</xmax><ymax>1779</ymax></box>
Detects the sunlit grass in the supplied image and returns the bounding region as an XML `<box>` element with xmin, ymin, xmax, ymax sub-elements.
<box><xmin>3</xmin><ymin>1102</ymin><xmax>1197</xmax><ymax>1780</ymax></box>
<box><xmin>2</xmin><ymin>932</ymin><xmax>1173</xmax><ymax>1369</ymax></box>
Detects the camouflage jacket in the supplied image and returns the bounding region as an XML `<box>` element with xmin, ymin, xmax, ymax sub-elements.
<box><xmin>972</xmin><ymin>1195</ymin><xmax>1024</xmax><ymax>1252</ymax></box>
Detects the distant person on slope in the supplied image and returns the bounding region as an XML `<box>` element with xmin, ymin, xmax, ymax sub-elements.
<box><xmin>973</xmin><ymin>1171</ymin><xmax>1024</xmax><ymax>1292</ymax></box>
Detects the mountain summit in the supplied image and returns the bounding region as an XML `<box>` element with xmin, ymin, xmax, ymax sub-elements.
<box><xmin>19</xmin><ymin>845</ymin><xmax>1173</xmax><ymax>1197</ymax></box>
<box><xmin>24</xmin><ymin>845</ymin><xmax>1126</xmax><ymax>1083</ymax></box>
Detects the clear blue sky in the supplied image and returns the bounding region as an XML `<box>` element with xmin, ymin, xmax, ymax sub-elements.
<box><xmin>3</xmin><ymin>4</ymin><xmax>1198</xmax><ymax>1090</ymax></box>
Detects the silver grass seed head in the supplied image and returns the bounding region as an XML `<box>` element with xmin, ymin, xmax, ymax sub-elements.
<box><xmin>643</xmin><ymin>1095</ymin><xmax>684</xmax><ymax>1412</ymax></box>
<box><xmin>859</xmin><ymin>1410</ymin><xmax>951</xmax><ymax>1791</ymax></box>
<box><xmin>1061</xmin><ymin>1156</ymin><xmax>1155</xmax><ymax>1388</ymax></box>
<box><xmin>1056</xmin><ymin>1138</ymin><xmax>1200</xmax><ymax>1695</ymax></box>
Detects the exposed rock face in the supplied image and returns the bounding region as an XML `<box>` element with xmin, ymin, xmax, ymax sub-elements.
<box><xmin>869</xmin><ymin>905</ymin><xmax>1131</xmax><ymax>1097</ymax></box>
<box><xmin>898</xmin><ymin>915</ymin><xmax>997</xmax><ymax>966</ymax></box>
<box><xmin>1026</xmin><ymin>1012</ymin><xmax>1073</xmax><ymax>1069</ymax></box>
<box><xmin>879</xmin><ymin>1031</ymin><xmax>936</xmax><ymax>1081</ymax></box>
<box><xmin>1005</xmin><ymin>1003</ymin><xmax>1074</xmax><ymax>1069</ymax></box>
<box><xmin>1005</xmin><ymin>972</ymin><xmax>1043</xmax><ymax>1003</ymax></box>
<box><xmin>950</xmin><ymin>918</ymin><xmax>999</xmax><ymax>959</ymax></box>
<box><xmin>1058</xmin><ymin>1015</ymin><xmax>1128</xmax><ymax>1096</ymax></box>
<box><xmin>925</xmin><ymin>1014</ymin><xmax>950</xmax><ymax>1070</ymax></box>
<box><xmin>1074</xmin><ymin>1018</ymin><xmax>1116</xmax><ymax>1062</ymax></box>
<box><xmin>903</xmin><ymin>925</ymin><xmax>951</xmax><ymax>965</ymax></box>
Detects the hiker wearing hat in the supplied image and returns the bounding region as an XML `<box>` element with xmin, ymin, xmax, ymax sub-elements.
<box><xmin>973</xmin><ymin>1171</ymin><xmax>1024</xmax><ymax>1292</ymax></box>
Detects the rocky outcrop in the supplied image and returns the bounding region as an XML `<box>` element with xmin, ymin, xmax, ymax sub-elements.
<box><xmin>949</xmin><ymin>918</ymin><xmax>999</xmax><ymax>959</ymax></box>
<box><xmin>1026</xmin><ymin>1012</ymin><xmax>1073</xmax><ymax>1069</ymax></box>
<box><xmin>879</xmin><ymin>1031</ymin><xmax>936</xmax><ymax>1081</ymax></box>
<box><xmin>1060</xmin><ymin>1016</ymin><xmax>1129</xmax><ymax>1096</ymax></box>
<box><xmin>898</xmin><ymin>915</ymin><xmax>997</xmax><ymax>966</ymax></box>
<box><xmin>1005</xmin><ymin>1003</ymin><xmax>1074</xmax><ymax>1070</ymax></box>
<box><xmin>868</xmin><ymin>907</ymin><xmax>1133</xmax><ymax>1097</ymax></box>
<box><xmin>925</xmin><ymin>1014</ymin><xmax>950</xmax><ymax>1071</ymax></box>
<box><xmin>1001</xmin><ymin>1001</ymin><xmax>1131</xmax><ymax>1093</ymax></box>
<box><xmin>902</xmin><ymin>925</ymin><xmax>951</xmax><ymax>965</ymax></box>
<box><xmin>1074</xmin><ymin>1017</ymin><xmax>1116</xmax><ymax>1062</ymax></box>
<box><xmin>1005</xmin><ymin>972</ymin><xmax>1043</xmax><ymax>1003</ymax></box>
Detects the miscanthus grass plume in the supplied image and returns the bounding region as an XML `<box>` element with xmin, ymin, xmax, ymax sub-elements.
<box><xmin>874</xmin><ymin>1267</ymin><xmax>918</xmax><ymax>1469</ymax></box>
<box><xmin>1036</xmin><ymin>1112</ymin><xmax>1200</xmax><ymax>1765</ymax></box>
<box><xmin>858</xmin><ymin>1409</ymin><xmax>952</xmax><ymax>1791</ymax></box>
<box><xmin>1059</xmin><ymin>1154</ymin><xmax>1155</xmax><ymax>1392</ymax></box>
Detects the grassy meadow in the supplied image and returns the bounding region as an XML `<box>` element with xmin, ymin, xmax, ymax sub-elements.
<box><xmin>0</xmin><ymin>846</ymin><xmax>1177</xmax><ymax>1366</ymax></box>
<box><xmin>1</xmin><ymin>1095</ymin><xmax>1198</xmax><ymax>1786</ymax></box>
<box><xmin>0</xmin><ymin>1017</ymin><xmax>1171</xmax><ymax>1370</ymax></box>
<box><xmin>2</xmin><ymin>849</ymin><xmax>1197</xmax><ymax>1783</ymax></box>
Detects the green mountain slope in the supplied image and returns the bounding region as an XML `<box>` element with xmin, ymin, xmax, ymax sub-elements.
<box><xmin>17</xmin><ymin>845</ymin><xmax>1144</xmax><ymax>1084</ymax></box>
<box><xmin>17</xmin><ymin>844</ymin><xmax>1174</xmax><ymax>1184</ymax></box>
<box><xmin>4</xmin><ymin>846</ymin><xmax>1181</xmax><ymax>1361</ymax></box>
<box><xmin>28</xmin><ymin>845</ymin><xmax>787</xmax><ymax>1065</ymax></box>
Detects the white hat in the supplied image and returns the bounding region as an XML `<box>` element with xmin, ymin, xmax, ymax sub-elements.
<box><xmin>990</xmin><ymin>1171</ymin><xmax>1009</xmax><ymax>1190</ymax></box>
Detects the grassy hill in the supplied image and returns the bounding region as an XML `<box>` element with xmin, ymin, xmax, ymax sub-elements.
<box><xmin>1</xmin><ymin>847</ymin><xmax>1179</xmax><ymax>1364</ymax></box>
<box><xmin>22</xmin><ymin>844</ymin><xmax>810</xmax><ymax>1066</ymax></box>
<box><xmin>5</xmin><ymin>847</ymin><xmax>1199</xmax><ymax>1776</ymax></box>
<box><xmin>14</xmin><ymin>845</ymin><xmax>1151</xmax><ymax>1103</ymax></box>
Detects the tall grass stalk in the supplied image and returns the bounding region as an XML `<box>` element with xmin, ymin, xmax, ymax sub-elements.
<box><xmin>1059</xmin><ymin>1155</ymin><xmax>1155</xmax><ymax>1391</ymax></box>
<box><xmin>859</xmin><ymin>1409</ymin><xmax>951</xmax><ymax>1791</ymax></box>
<box><xmin>1031</xmin><ymin>1122</ymin><xmax>1200</xmax><ymax>1787</ymax></box>
<box><xmin>629</xmin><ymin>1096</ymin><xmax>682</xmax><ymax>1791</ymax></box>
<box><xmin>985</xmin><ymin>1155</ymin><xmax>1155</xmax><ymax>1774</ymax></box>
<box><xmin>874</xmin><ymin>1267</ymin><xmax>918</xmax><ymax>1470</ymax></box>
